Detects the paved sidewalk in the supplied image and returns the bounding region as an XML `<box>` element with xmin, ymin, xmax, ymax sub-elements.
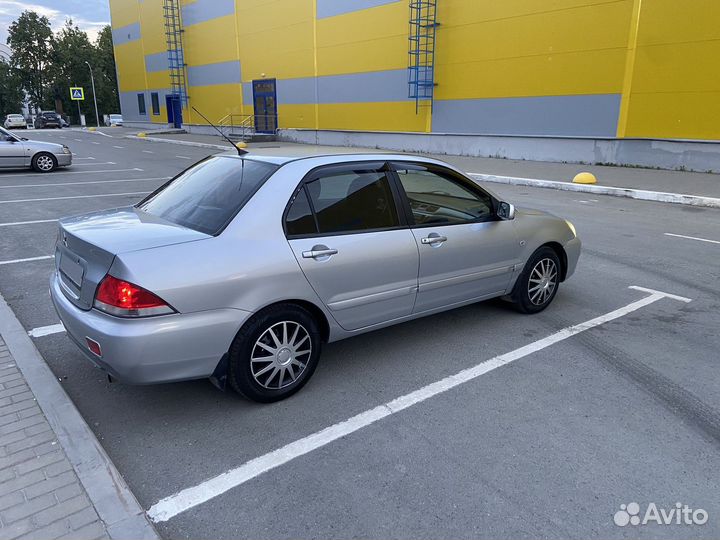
<box><xmin>0</xmin><ymin>336</ymin><xmax>107</xmax><ymax>540</ymax></box>
<box><xmin>121</xmin><ymin>130</ymin><xmax>720</xmax><ymax>200</ymax></box>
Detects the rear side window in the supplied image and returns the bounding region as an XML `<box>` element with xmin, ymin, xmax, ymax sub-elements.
<box><xmin>285</xmin><ymin>188</ymin><xmax>317</xmax><ymax>236</ymax></box>
<box><xmin>137</xmin><ymin>156</ymin><xmax>277</xmax><ymax>235</ymax></box>
<box><xmin>304</xmin><ymin>170</ymin><xmax>399</xmax><ymax>234</ymax></box>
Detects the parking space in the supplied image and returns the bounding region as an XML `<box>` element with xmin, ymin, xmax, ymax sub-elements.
<box><xmin>1</xmin><ymin>134</ymin><xmax>719</xmax><ymax>538</ymax></box>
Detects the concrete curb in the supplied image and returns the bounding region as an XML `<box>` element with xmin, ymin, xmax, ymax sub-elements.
<box><xmin>468</xmin><ymin>173</ymin><xmax>720</xmax><ymax>209</ymax></box>
<box><xmin>0</xmin><ymin>291</ymin><xmax>160</xmax><ymax>540</ymax></box>
<box><xmin>125</xmin><ymin>135</ymin><xmax>231</xmax><ymax>151</ymax></box>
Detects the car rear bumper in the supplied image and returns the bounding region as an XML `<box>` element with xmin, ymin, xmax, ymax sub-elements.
<box><xmin>50</xmin><ymin>272</ymin><xmax>250</xmax><ymax>384</ymax></box>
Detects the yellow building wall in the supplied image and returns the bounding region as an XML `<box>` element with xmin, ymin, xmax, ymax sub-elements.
<box><xmin>109</xmin><ymin>0</ymin><xmax>720</xmax><ymax>140</ymax></box>
<box><xmin>435</xmin><ymin>0</ymin><xmax>632</xmax><ymax>100</ymax></box>
<box><xmin>621</xmin><ymin>0</ymin><xmax>720</xmax><ymax>139</ymax></box>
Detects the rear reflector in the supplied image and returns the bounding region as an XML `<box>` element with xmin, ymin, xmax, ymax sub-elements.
<box><xmin>85</xmin><ymin>337</ymin><xmax>102</xmax><ymax>357</ymax></box>
<box><xmin>94</xmin><ymin>275</ymin><xmax>175</xmax><ymax>317</ymax></box>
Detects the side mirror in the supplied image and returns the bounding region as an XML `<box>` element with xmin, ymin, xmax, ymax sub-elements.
<box><xmin>497</xmin><ymin>201</ymin><xmax>515</xmax><ymax>221</ymax></box>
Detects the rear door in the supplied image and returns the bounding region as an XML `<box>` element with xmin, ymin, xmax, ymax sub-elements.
<box><xmin>286</xmin><ymin>163</ymin><xmax>419</xmax><ymax>331</ymax></box>
<box><xmin>391</xmin><ymin>162</ymin><xmax>522</xmax><ymax>313</ymax></box>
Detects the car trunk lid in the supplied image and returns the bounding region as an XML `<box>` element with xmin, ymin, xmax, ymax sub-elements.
<box><xmin>55</xmin><ymin>207</ymin><xmax>209</xmax><ymax>310</ymax></box>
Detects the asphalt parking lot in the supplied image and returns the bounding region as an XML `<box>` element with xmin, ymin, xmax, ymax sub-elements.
<box><xmin>1</xmin><ymin>129</ymin><xmax>720</xmax><ymax>539</ymax></box>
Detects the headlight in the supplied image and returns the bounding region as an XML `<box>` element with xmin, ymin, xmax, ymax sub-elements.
<box><xmin>62</xmin><ymin>145</ymin><xmax>71</xmax><ymax>154</ymax></box>
<box><xmin>565</xmin><ymin>220</ymin><xmax>577</xmax><ymax>237</ymax></box>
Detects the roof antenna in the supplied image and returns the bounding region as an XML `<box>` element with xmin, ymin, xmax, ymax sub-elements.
<box><xmin>191</xmin><ymin>106</ymin><xmax>248</xmax><ymax>156</ymax></box>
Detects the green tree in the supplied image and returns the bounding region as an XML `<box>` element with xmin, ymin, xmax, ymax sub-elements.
<box><xmin>0</xmin><ymin>60</ymin><xmax>25</xmax><ymax>117</ymax></box>
<box><xmin>94</xmin><ymin>26</ymin><xmax>120</xmax><ymax>116</ymax></box>
<box><xmin>7</xmin><ymin>11</ymin><xmax>54</xmax><ymax>112</ymax></box>
<box><xmin>50</xmin><ymin>19</ymin><xmax>95</xmax><ymax>123</ymax></box>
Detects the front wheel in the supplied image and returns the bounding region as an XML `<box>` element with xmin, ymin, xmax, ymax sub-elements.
<box><xmin>228</xmin><ymin>304</ymin><xmax>321</xmax><ymax>403</ymax></box>
<box><xmin>511</xmin><ymin>247</ymin><xmax>561</xmax><ymax>314</ymax></box>
<box><xmin>32</xmin><ymin>152</ymin><xmax>57</xmax><ymax>173</ymax></box>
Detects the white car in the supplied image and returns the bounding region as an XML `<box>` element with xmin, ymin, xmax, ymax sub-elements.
<box><xmin>106</xmin><ymin>114</ymin><xmax>123</xmax><ymax>127</ymax></box>
<box><xmin>4</xmin><ymin>114</ymin><xmax>27</xmax><ymax>129</ymax></box>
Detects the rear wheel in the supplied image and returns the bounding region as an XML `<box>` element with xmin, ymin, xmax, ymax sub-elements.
<box><xmin>511</xmin><ymin>247</ymin><xmax>561</xmax><ymax>314</ymax></box>
<box><xmin>228</xmin><ymin>304</ymin><xmax>321</xmax><ymax>403</ymax></box>
<box><xmin>32</xmin><ymin>152</ymin><xmax>57</xmax><ymax>173</ymax></box>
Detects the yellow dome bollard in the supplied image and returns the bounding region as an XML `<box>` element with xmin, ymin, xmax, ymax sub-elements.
<box><xmin>137</xmin><ymin>132</ymin><xmax>147</xmax><ymax>138</ymax></box>
<box><xmin>235</xmin><ymin>141</ymin><xmax>248</xmax><ymax>149</ymax></box>
<box><xmin>88</xmin><ymin>127</ymin><xmax>96</xmax><ymax>132</ymax></box>
<box><xmin>573</xmin><ymin>172</ymin><xmax>597</xmax><ymax>184</ymax></box>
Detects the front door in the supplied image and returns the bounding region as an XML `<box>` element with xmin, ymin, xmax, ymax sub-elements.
<box><xmin>252</xmin><ymin>79</ymin><xmax>278</xmax><ymax>134</ymax></box>
<box><xmin>0</xmin><ymin>130</ymin><xmax>25</xmax><ymax>168</ymax></box>
<box><xmin>392</xmin><ymin>162</ymin><xmax>522</xmax><ymax>313</ymax></box>
<box><xmin>286</xmin><ymin>163</ymin><xmax>418</xmax><ymax>331</ymax></box>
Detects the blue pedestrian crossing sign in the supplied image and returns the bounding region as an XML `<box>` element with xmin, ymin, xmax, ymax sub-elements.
<box><xmin>70</xmin><ymin>87</ymin><xmax>85</xmax><ymax>101</ymax></box>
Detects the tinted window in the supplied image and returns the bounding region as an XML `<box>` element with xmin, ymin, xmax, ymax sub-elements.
<box><xmin>151</xmin><ymin>92</ymin><xmax>160</xmax><ymax>116</ymax></box>
<box><xmin>137</xmin><ymin>93</ymin><xmax>146</xmax><ymax>115</ymax></box>
<box><xmin>395</xmin><ymin>164</ymin><xmax>494</xmax><ymax>225</ymax></box>
<box><xmin>285</xmin><ymin>187</ymin><xmax>317</xmax><ymax>236</ymax></box>
<box><xmin>305</xmin><ymin>170</ymin><xmax>399</xmax><ymax>234</ymax></box>
<box><xmin>137</xmin><ymin>156</ymin><xmax>277</xmax><ymax>235</ymax></box>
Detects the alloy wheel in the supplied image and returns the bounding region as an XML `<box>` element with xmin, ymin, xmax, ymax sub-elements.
<box><xmin>251</xmin><ymin>321</ymin><xmax>311</xmax><ymax>389</ymax></box>
<box><xmin>528</xmin><ymin>258</ymin><xmax>557</xmax><ymax>306</ymax></box>
<box><xmin>36</xmin><ymin>155</ymin><xmax>54</xmax><ymax>171</ymax></box>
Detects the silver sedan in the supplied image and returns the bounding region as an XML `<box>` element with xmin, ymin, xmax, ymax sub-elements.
<box><xmin>50</xmin><ymin>152</ymin><xmax>581</xmax><ymax>402</ymax></box>
<box><xmin>0</xmin><ymin>126</ymin><xmax>72</xmax><ymax>172</ymax></box>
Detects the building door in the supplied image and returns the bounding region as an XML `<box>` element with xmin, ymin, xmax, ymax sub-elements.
<box><xmin>252</xmin><ymin>79</ymin><xmax>278</xmax><ymax>134</ymax></box>
<box><xmin>165</xmin><ymin>94</ymin><xmax>182</xmax><ymax>128</ymax></box>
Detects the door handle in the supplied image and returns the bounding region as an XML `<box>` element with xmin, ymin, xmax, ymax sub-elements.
<box><xmin>421</xmin><ymin>235</ymin><xmax>448</xmax><ymax>245</ymax></box>
<box><xmin>302</xmin><ymin>248</ymin><xmax>338</xmax><ymax>259</ymax></box>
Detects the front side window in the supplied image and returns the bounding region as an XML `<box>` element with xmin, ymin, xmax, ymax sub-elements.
<box><xmin>304</xmin><ymin>169</ymin><xmax>399</xmax><ymax>235</ymax></box>
<box><xmin>394</xmin><ymin>164</ymin><xmax>494</xmax><ymax>226</ymax></box>
<box><xmin>137</xmin><ymin>93</ymin><xmax>146</xmax><ymax>115</ymax></box>
<box><xmin>138</xmin><ymin>156</ymin><xmax>277</xmax><ymax>235</ymax></box>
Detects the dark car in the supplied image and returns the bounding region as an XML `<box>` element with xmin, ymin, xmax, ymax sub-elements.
<box><xmin>34</xmin><ymin>111</ymin><xmax>62</xmax><ymax>129</ymax></box>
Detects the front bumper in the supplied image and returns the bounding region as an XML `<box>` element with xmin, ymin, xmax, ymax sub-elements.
<box><xmin>55</xmin><ymin>153</ymin><xmax>72</xmax><ymax>167</ymax></box>
<box><xmin>563</xmin><ymin>237</ymin><xmax>582</xmax><ymax>280</ymax></box>
<box><xmin>50</xmin><ymin>272</ymin><xmax>251</xmax><ymax>384</ymax></box>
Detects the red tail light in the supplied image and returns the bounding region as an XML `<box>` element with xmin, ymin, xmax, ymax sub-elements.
<box><xmin>94</xmin><ymin>275</ymin><xmax>175</xmax><ymax>317</ymax></box>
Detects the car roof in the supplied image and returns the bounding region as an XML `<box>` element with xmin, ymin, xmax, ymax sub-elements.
<box><xmin>218</xmin><ymin>151</ymin><xmax>451</xmax><ymax>169</ymax></box>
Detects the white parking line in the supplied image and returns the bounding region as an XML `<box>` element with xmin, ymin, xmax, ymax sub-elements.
<box><xmin>0</xmin><ymin>191</ymin><xmax>151</xmax><ymax>204</ymax></box>
<box><xmin>142</xmin><ymin>150</ymin><xmax>154</xmax><ymax>154</ymax></box>
<box><xmin>176</xmin><ymin>155</ymin><xmax>192</xmax><ymax>160</ymax></box>
<box><xmin>0</xmin><ymin>168</ymin><xmax>142</xmax><ymax>178</ymax></box>
<box><xmin>664</xmin><ymin>233</ymin><xmax>720</xmax><ymax>245</ymax></box>
<box><xmin>113</xmin><ymin>146</ymin><xmax>125</xmax><ymax>149</ymax></box>
<box><xmin>0</xmin><ymin>177</ymin><xmax>171</xmax><ymax>189</ymax></box>
<box><xmin>0</xmin><ymin>255</ymin><xmax>53</xmax><ymax>266</ymax></box>
<box><xmin>0</xmin><ymin>219</ymin><xmax>58</xmax><ymax>227</ymax></box>
<box><xmin>60</xmin><ymin>162</ymin><xmax>117</xmax><ymax>167</ymax></box>
<box><xmin>28</xmin><ymin>323</ymin><xmax>65</xmax><ymax>338</ymax></box>
<box><xmin>146</xmin><ymin>285</ymin><xmax>692</xmax><ymax>523</ymax></box>
<box><xmin>74</xmin><ymin>139</ymin><xmax>83</xmax><ymax>142</ymax></box>
<box><xmin>91</xmin><ymin>141</ymin><xmax>101</xmax><ymax>145</ymax></box>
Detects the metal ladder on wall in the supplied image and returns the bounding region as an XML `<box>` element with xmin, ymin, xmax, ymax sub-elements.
<box><xmin>163</xmin><ymin>0</ymin><xmax>188</xmax><ymax>105</ymax></box>
<box><xmin>407</xmin><ymin>0</ymin><xmax>439</xmax><ymax>113</ymax></box>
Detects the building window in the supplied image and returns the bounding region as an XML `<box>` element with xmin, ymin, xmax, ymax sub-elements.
<box><xmin>137</xmin><ymin>93</ymin><xmax>146</xmax><ymax>116</ymax></box>
<box><xmin>151</xmin><ymin>92</ymin><xmax>160</xmax><ymax>116</ymax></box>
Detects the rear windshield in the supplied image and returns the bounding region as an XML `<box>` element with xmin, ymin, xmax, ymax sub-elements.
<box><xmin>136</xmin><ymin>156</ymin><xmax>278</xmax><ymax>235</ymax></box>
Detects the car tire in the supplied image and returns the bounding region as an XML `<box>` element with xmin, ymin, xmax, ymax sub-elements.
<box><xmin>228</xmin><ymin>304</ymin><xmax>322</xmax><ymax>403</ymax></box>
<box><xmin>511</xmin><ymin>247</ymin><xmax>561</xmax><ymax>314</ymax></box>
<box><xmin>31</xmin><ymin>152</ymin><xmax>58</xmax><ymax>173</ymax></box>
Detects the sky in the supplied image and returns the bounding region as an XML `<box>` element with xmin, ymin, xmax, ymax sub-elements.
<box><xmin>0</xmin><ymin>0</ymin><xmax>110</xmax><ymax>48</ymax></box>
